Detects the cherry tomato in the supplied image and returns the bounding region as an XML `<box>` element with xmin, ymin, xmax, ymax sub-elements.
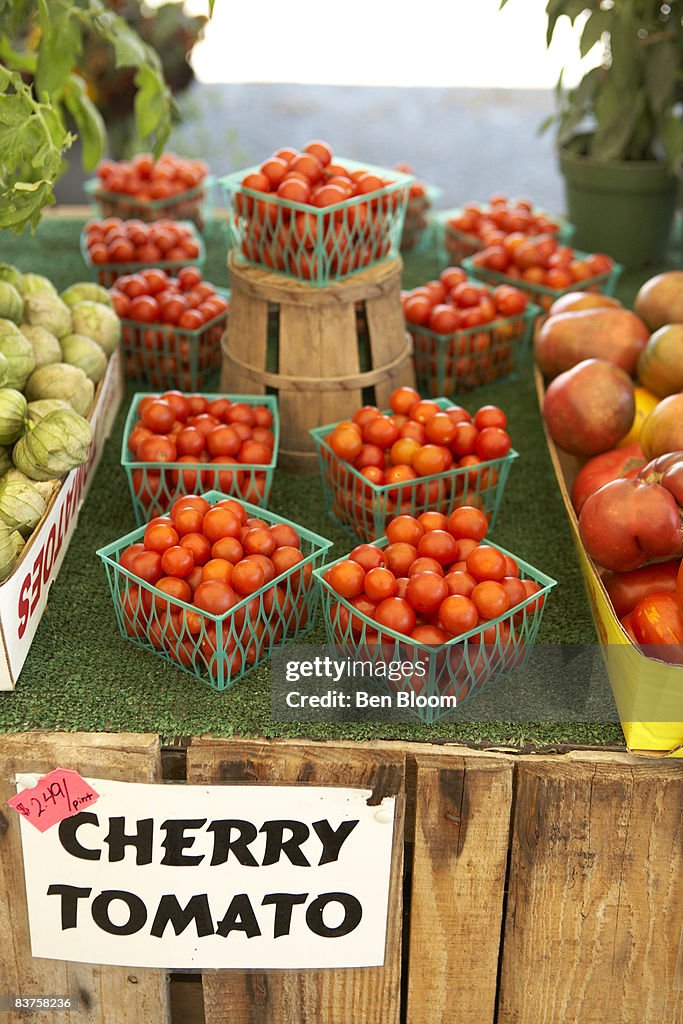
<box><xmin>161</xmin><ymin>545</ymin><xmax>195</xmax><ymax>578</ymax></box>
<box><xmin>194</xmin><ymin>580</ymin><xmax>237</xmax><ymax>615</ymax></box>
<box><xmin>466</xmin><ymin>545</ymin><xmax>507</xmax><ymax>582</ymax></box>
<box><xmin>406</xmin><ymin>572</ymin><xmax>449</xmax><ymax>615</ymax></box>
<box><xmin>144</xmin><ymin>522</ymin><xmax>179</xmax><ymax>553</ymax></box>
<box><xmin>141</xmin><ymin>399</ymin><xmax>175</xmax><ymax>433</ymax></box>
<box><xmin>202</xmin><ymin>507</ymin><xmax>241</xmax><ymax>543</ymax></box>
<box><xmin>364</xmin><ymin>567</ymin><xmax>398</xmax><ymax>602</ymax></box>
<box><xmin>386</xmin><ymin>515</ymin><xmax>424</xmax><ymax>547</ymax></box>
<box><xmin>325</xmin><ymin>559</ymin><xmax>366</xmax><ymax>599</ymax></box>
<box><xmin>447</xmin><ymin>506</ymin><xmax>488</xmax><ymax>541</ymax></box>
<box><xmin>232</xmin><ymin>560</ymin><xmax>266</xmax><ymax>595</ymax></box>
<box><xmin>374</xmin><ymin>597</ymin><xmax>416</xmax><ymax>636</ymax></box>
<box><xmin>472</xmin><ymin>580</ymin><xmax>510</xmax><ymax>620</ymax></box>
<box><xmin>439</xmin><ymin>595</ymin><xmax>478</xmax><ymax>636</ymax></box>
<box><xmin>349</xmin><ymin>544</ymin><xmax>386</xmax><ymax>572</ymax></box>
<box><xmin>180</xmin><ymin>532</ymin><xmax>212</xmax><ymax>566</ymax></box>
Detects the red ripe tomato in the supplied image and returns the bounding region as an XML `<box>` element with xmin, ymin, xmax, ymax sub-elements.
<box><xmin>144</xmin><ymin>522</ymin><xmax>179</xmax><ymax>554</ymax></box>
<box><xmin>418</xmin><ymin>512</ymin><xmax>448</xmax><ymax>532</ymax></box>
<box><xmin>466</xmin><ymin>545</ymin><xmax>508</xmax><ymax>582</ymax></box>
<box><xmin>243</xmin><ymin>527</ymin><xmax>276</xmax><ymax>557</ymax></box>
<box><xmin>471</xmin><ymin>580</ymin><xmax>510</xmax><ymax>620</ymax></box>
<box><xmin>501</xmin><ymin>576</ymin><xmax>527</xmax><ymax>609</ymax></box>
<box><xmin>364</xmin><ymin>567</ymin><xmax>398</xmax><ymax>602</ymax></box>
<box><xmin>202</xmin><ymin>507</ymin><xmax>241</xmax><ymax>543</ymax></box>
<box><xmin>417</xmin><ymin>530</ymin><xmax>458</xmax><ymax>567</ymax></box>
<box><xmin>174</xmin><ymin>505</ymin><xmax>205</xmax><ymax>536</ymax></box>
<box><xmin>238</xmin><ymin>440</ymin><xmax>272</xmax><ymax>465</ymax></box>
<box><xmin>349</xmin><ymin>544</ymin><xmax>386</xmax><ymax>572</ymax></box>
<box><xmin>412</xmin><ymin>625</ymin><xmax>450</xmax><ymax>646</ymax></box>
<box><xmin>271</xmin><ymin>546</ymin><xmax>304</xmax><ymax>576</ymax></box>
<box><xmin>428</xmin><ymin>304</ymin><xmax>461</xmax><ymax>334</ymax></box>
<box><xmin>201</xmin><ymin>558</ymin><xmax>234</xmax><ymax>585</ymax></box>
<box><xmin>325</xmin><ymin>559</ymin><xmax>366</xmax><ymax>599</ymax></box>
<box><xmin>278</xmin><ymin>177</ymin><xmax>311</xmax><ymax>204</ymax></box>
<box><xmin>447</xmin><ymin>506</ymin><xmax>488</xmax><ymax>541</ymax></box>
<box><xmin>406</xmin><ymin>572</ymin><xmax>449</xmax><ymax>615</ymax></box>
<box><xmin>438</xmin><ymin>595</ymin><xmax>478</xmax><ymax>636</ymax></box>
<box><xmin>451</xmin><ymin>423</ymin><xmax>479</xmax><ymax>458</ymax></box>
<box><xmin>304</xmin><ymin>140</ymin><xmax>333</xmax><ymax>166</ymax></box>
<box><xmin>212</xmin><ymin>536</ymin><xmax>244</xmax><ymax>563</ymax></box>
<box><xmin>475</xmin><ymin>427</ymin><xmax>511</xmax><ymax>461</ymax></box>
<box><xmin>141</xmin><ymin>399</ymin><xmax>176</xmax><ymax>433</ymax></box>
<box><xmin>473</xmin><ymin>405</ymin><xmax>507</xmax><ymax>431</ymax></box>
<box><xmin>160</xmin><ymin>545</ymin><xmax>195</xmax><ymax>578</ymax></box>
<box><xmin>138</xmin><ymin>436</ymin><xmax>177</xmax><ymax>463</ymax></box>
<box><xmin>631</xmin><ymin>591</ymin><xmax>683</xmax><ymax>662</ymax></box>
<box><xmin>390</xmin><ymin>386</ymin><xmax>421</xmax><ymax>415</ymax></box>
<box><xmin>119</xmin><ymin>543</ymin><xmax>146</xmax><ymax>573</ymax></box>
<box><xmin>374</xmin><ymin>597</ymin><xmax>416</xmax><ymax>636</ymax></box>
<box><xmin>409</xmin><ymin>557</ymin><xmax>444</xmax><ymax>577</ymax></box>
<box><xmin>214</xmin><ymin>498</ymin><xmax>248</xmax><ymax>524</ymax></box>
<box><xmin>176</xmin><ymin>427</ymin><xmax>206</xmax><ymax>458</ymax></box>
<box><xmin>403</xmin><ymin>295</ymin><xmax>432</xmax><ymax>326</ymax></box>
<box><xmin>269</xmin><ymin>523</ymin><xmax>300</xmax><ymax>549</ymax></box>
<box><xmin>180</xmin><ymin>532</ymin><xmax>212</xmax><ymax>566</ymax></box>
<box><xmin>384</xmin><ymin>542</ymin><xmax>418</xmax><ymax>577</ymax></box>
<box><xmin>363</xmin><ymin>415</ymin><xmax>399</xmax><ymax>449</ymax></box>
<box><xmin>231</xmin><ymin>560</ymin><xmax>266</xmax><ymax>596</ymax></box>
<box><xmin>206</xmin><ymin>425</ymin><xmax>241</xmax><ymax>458</ymax></box>
<box><xmin>385</xmin><ymin>515</ymin><xmax>424</xmax><ymax>547</ymax></box>
<box><xmin>444</xmin><ymin>571</ymin><xmax>476</xmax><ymax>598</ymax></box>
<box><xmin>194</xmin><ymin>580</ymin><xmax>238</xmax><ymax>615</ymax></box>
<box><xmin>179</xmin><ymin>309</ymin><xmax>204</xmax><ymax>330</ymax></box>
<box><xmin>355</xmin><ymin>444</ymin><xmax>385</xmax><ymax>471</ymax></box>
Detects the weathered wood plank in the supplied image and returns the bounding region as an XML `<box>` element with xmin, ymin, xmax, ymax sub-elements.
<box><xmin>0</xmin><ymin>733</ymin><xmax>169</xmax><ymax>1024</ymax></box>
<box><xmin>187</xmin><ymin>738</ymin><xmax>405</xmax><ymax>1024</ymax></box>
<box><xmin>406</xmin><ymin>750</ymin><xmax>513</xmax><ymax>1024</ymax></box>
<box><xmin>498</xmin><ymin>753</ymin><xmax>683</xmax><ymax>1024</ymax></box>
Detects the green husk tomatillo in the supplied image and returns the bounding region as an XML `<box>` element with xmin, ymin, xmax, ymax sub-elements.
<box><xmin>26</xmin><ymin>398</ymin><xmax>71</xmax><ymax>427</ymax></box>
<box><xmin>0</xmin><ymin>388</ymin><xmax>28</xmax><ymax>445</ymax></box>
<box><xmin>25</xmin><ymin>363</ymin><xmax>94</xmax><ymax>417</ymax></box>
<box><xmin>18</xmin><ymin>273</ymin><xmax>57</xmax><ymax>298</ymax></box>
<box><xmin>23</xmin><ymin>293</ymin><xmax>72</xmax><ymax>340</ymax></box>
<box><xmin>19</xmin><ymin>324</ymin><xmax>62</xmax><ymax>369</ymax></box>
<box><xmin>60</xmin><ymin>283</ymin><xmax>113</xmax><ymax>309</ymax></box>
<box><xmin>0</xmin><ymin>282</ymin><xmax>23</xmax><ymax>324</ymax></box>
<box><xmin>60</xmin><ymin>333</ymin><xmax>107</xmax><ymax>383</ymax></box>
<box><xmin>70</xmin><ymin>301</ymin><xmax>120</xmax><ymax>356</ymax></box>
<box><xmin>0</xmin><ymin>264</ymin><xmax>24</xmax><ymax>293</ymax></box>
<box><xmin>0</xmin><ymin>478</ymin><xmax>47</xmax><ymax>537</ymax></box>
<box><xmin>0</xmin><ymin>351</ymin><xmax>8</xmax><ymax>389</ymax></box>
<box><xmin>12</xmin><ymin>408</ymin><xmax>93</xmax><ymax>481</ymax></box>
<box><xmin>0</xmin><ymin>521</ymin><xmax>20</xmax><ymax>582</ymax></box>
<box><xmin>1</xmin><ymin>467</ymin><xmax>54</xmax><ymax>500</ymax></box>
<box><xmin>0</xmin><ymin>330</ymin><xmax>34</xmax><ymax>390</ymax></box>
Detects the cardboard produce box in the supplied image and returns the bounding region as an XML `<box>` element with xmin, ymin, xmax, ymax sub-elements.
<box><xmin>0</xmin><ymin>348</ymin><xmax>124</xmax><ymax>690</ymax></box>
<box><xmin>535</xmin><ymin>368</ymin><xmax>683</xmax><ymax>758</ymax></box>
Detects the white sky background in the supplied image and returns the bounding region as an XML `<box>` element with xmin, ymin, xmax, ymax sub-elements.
<box><xmin>146</xmin><ymin>0</ymin><xmax>601</xmax><ymax>89</ymax></box>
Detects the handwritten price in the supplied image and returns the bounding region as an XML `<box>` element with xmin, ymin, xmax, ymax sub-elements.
<box><xmin>8</xmin><ymin>769</ymin><xmax>100</xmax><ymax>832</ymax></box>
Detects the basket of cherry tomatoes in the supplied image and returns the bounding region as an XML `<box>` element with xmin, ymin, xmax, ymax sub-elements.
<box><xmin>310</xmin><ymin>387</ymin><xmax>518</xmax><ymax>543</ymax></box>
<box><xmin>219</xmin><ymin>140</ymin><xmax>413</xmax><ymax>286</ymax></box>
<box><xmin>85</xmin><ymin>153</ymin><xmax>212</xmax><ymax>228</ymax></box>
<box><xmin>81</xmin><ymin>218</ymin><xmax>205</xmax><ymax>287</ymax></box>
<box><xmin>402</xmin><ymin>266</ymin><xmax>540</xmax><ymax>396</ymax></box>
<box><xmin>98</xmin><ymin>491</ymin><xmax>333</xmax><ymax>691</ymax></box>
<box><xmin>315</xmin><ymin>505</ymin><xmax>556</xmax><ymax>722</ymax></box>
<box><xmin>463</xmin><ymin>238</ymin><xmax>620</xmax><ymax>313</ymax></box>
<box><xmin>111</xmin><ymin>266</ymin><xmax>229</xmax><ymax>390</ymax></box>
<box><xmin>122</xmin><ymin>391</ymin><xmax>279</xmax><ymax>524</ymax></box>
<box><xmin>438</xmin><ymin>194</ymin><xmax>573</xmax><ymax>265</ymax></box>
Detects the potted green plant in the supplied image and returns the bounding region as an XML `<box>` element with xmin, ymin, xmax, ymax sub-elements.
<box><xmin>501</xmin><ymin>0</ymin><xmax>682</xmax><ymax>266</ymax></box>
<box><xmin>0</xmin><ymin>0</ymin><xmax>214</xmax><ymax>236</ymax></box>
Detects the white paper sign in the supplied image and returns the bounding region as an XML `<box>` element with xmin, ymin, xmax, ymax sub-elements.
<box><xmin>16</xmin><ymin>776</ymin><xmax>396</xmax><ymax>971</ymax></box>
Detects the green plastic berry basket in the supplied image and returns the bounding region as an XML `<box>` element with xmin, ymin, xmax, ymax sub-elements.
<box><xmin>310</xmin><ymin>398</ymin><xmax>518</xmax><ymax>543</ymax></box>
<box><xmin>119</xmin><ymin>287</ymin><xmax>229</xmax><ymax>391</ymax></box>
<box><xmin>84</xmin><ymin>176</ymin><xmax>215</xmax><ymax>230</ymax></box>
<box><xmin>79</xmin><ymin>219</ymin><xmax>206</xmax><ymax>287</ymax></box>
<box><xmin>408</xmin><ymin>297</ymin><xmax>541</xmax><ymax>397</ymax></box>
<box><xmin>462</xmin><ymin>251</ymin><xmax>622</xmax><ymax>313</ymax></box>
<box><xmin>122</xmin><ymin>392</ymin><xmax>280</xmax><ymax>524</ymax></box>
<box><xmin>219</xmin><ymin>158</ymin><xmax>414</xmax><ymax>287</ymax></box>
<box><xmin>97</xmin><ymin>491</ymin><xmax>333</xmax><ymax>692</ymax></box>
<box><xmin>436</xmin><ymin>205</ymin><xmax>575</xmax><ymax>265</ymax></box>
<box><xmin>314</xmin><ymin>536</ymin><xmax>556</xmax><ymax>723</ymax></box>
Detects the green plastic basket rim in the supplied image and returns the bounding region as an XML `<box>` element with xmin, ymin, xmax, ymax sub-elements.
<box><xmin>80</xmin><ymin>219</ymin><xmax>206</xmax><ymax>274</ymax></box>
<box><xmin>461</xmin><ymin>253</ymin><xmax>623</xmax><ymax>297</ymax></box>
<box><xmin>310</xmin><ymin>397</ymin><xmax>519</xmax><ymax>494</ymax></box>
<box><xmin>84</xmin><ymin>175</ymin><xmax>214</xmax><ymax>208</ymax></box>
<box><xmin>219</xmin><ymin>157</ymin><xmax>414</xmax><ymax>215</ymax></box>
<box><xmin>121</xmin><ymin>392</ymin><xmax>280</xmax><ymax>472</ymax></box>
<box><xmin>117</xmin><ymin>286</ymin><xmax>230</xmax><ymax>337</ymax></box>
<box><xmin>406</xmin><ymin>299</ymin><xmax>542</xmax><ymax>342</ymax></box>
<box><xmin>97</xmin><ymin>489</ymin><xmax>333</xmax><ymax>624</ymax></box>
<box><xmin>314</xmin><ymin>536</ymin><xmax>557</xmax><ymax>651</ymax></box>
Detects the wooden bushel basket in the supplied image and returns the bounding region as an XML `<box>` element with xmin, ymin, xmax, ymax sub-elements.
<box><xmin>220</xmin><ymin>254</ymin><xmax>416</xmax><ymax>472</ymax></box>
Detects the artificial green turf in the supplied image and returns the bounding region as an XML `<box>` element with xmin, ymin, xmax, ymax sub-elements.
<box><xmin>0</xmin><ymin>214</ymin><xmax>664</xmax><ymax>749</ymax></box>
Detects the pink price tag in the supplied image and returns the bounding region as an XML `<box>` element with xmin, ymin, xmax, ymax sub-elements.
<box><xmin>8</xmin><ymin>769</ymin><xmax>99</xmax><ymax>833</ymax></box>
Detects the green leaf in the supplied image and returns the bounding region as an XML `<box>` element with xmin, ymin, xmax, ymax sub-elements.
<box><xmin>62</xmin><ymin>75</ymin><xmax>106</xmax><ymax>171</ymax></box>
<box><xmin>35</xmin><ymin>1</ymin><xmax>83</xmax><ymax>100</ymax></box>
<box><xmin>556</xmin><ymin>66</ymin><xmax>602</xmax><ymax>147</ymax></box>
<box><xmin>208</xmin><ymin>0</ymin><xmax>217</xmax><ymax>11</ymax></box>
<box><xmin>133</xmin><ymin>64</ymin><xmax>175</xmax><ymax>157</ymax></box>
<box><xmin>580</xmin><ymin>10</ymin><xmax>610</xmax><ymax>58</ymax></box>
<box><xmin>0</xmin><ymin>37</ymin><xmax>37</xmax><ymax>74</ymax></box>
<box><xmin>546</xmin><ymin>0</ymin><xmax>589</xmax><ymax>46</ymax></box>
<box><xmin>644</xmin><ymin>40</ymin><xmax>679</xmax><ymax>116</ymax></box>
<box><xmin>591</xmin><ymin>89</ymin><xmax>646</xmax><ymax>161</ymax></box>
